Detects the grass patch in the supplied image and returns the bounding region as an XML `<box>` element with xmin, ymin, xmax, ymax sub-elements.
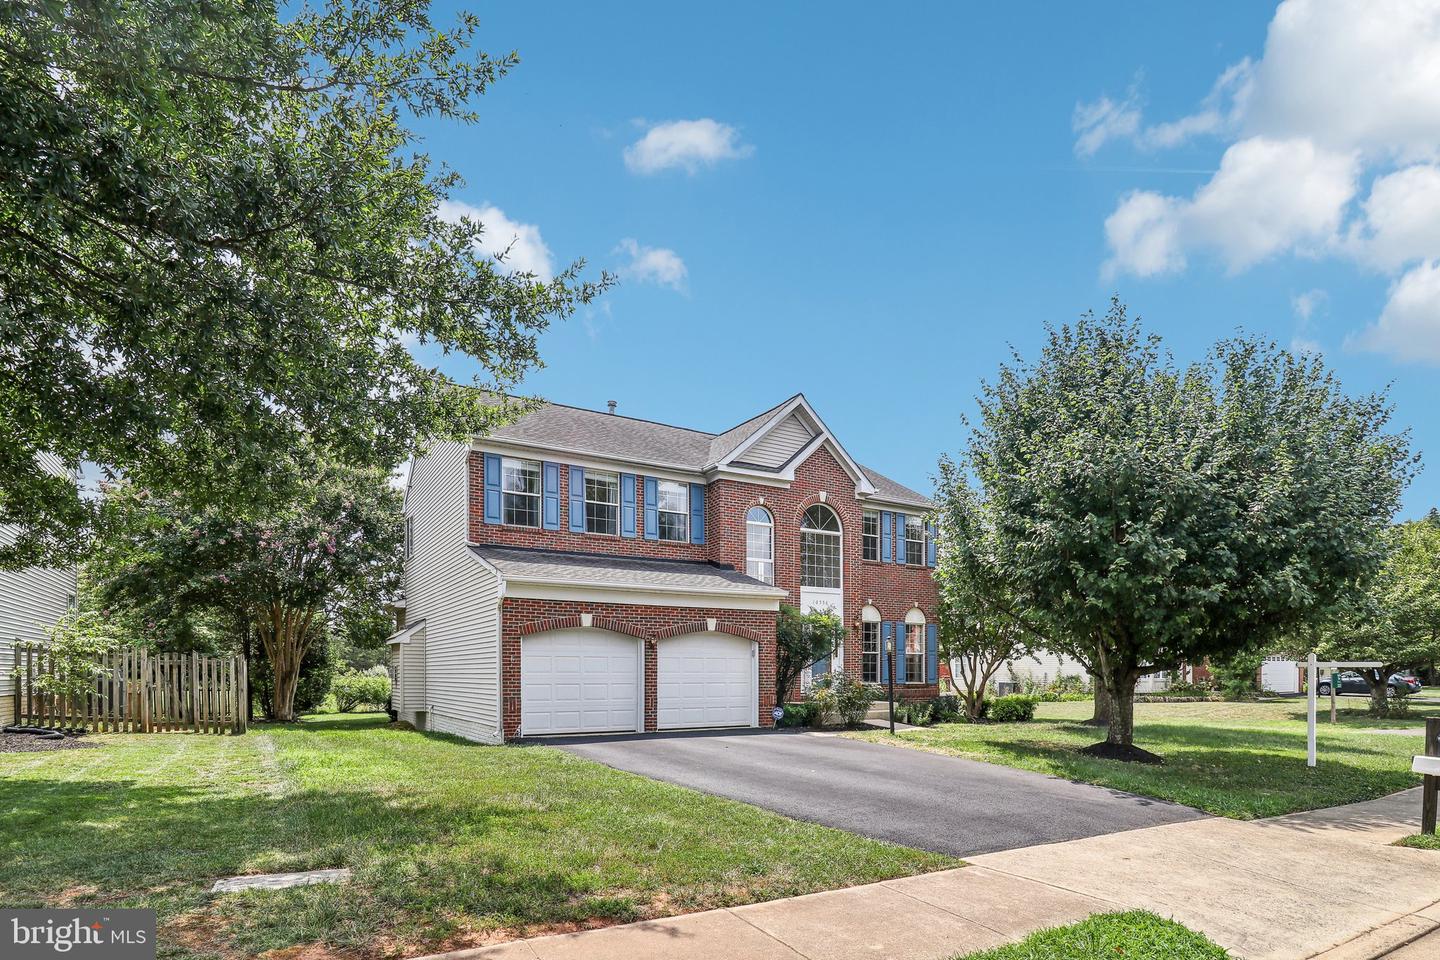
<box><xmin>0</xmin><ymin>713</ymin><xmax>953</xmax><ymax>958</ymax></box>
<box><xmin>951</xmin><ymin>911</ymin><xmax>1229</xmax><ymax>959</ymax></box>
<box><xmin>1396</xmin><ymin>832</ymin><xmax>1440</xmax><ymax>850</ymax></box>
<box><xmin>847</xmin><ymin>699</ymin><xmax>1435</xmax><ymax>819</ymax></box>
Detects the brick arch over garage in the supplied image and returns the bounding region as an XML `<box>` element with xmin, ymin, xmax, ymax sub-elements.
<box><xmin>516</xmin><ymin>615</ymin><xmax>650</xmax><ymax>641</ymax></box>
<box><xmin>651</xmin><ymin>620</ymin><xmax>765</xmax><ymax>643</ymax></box>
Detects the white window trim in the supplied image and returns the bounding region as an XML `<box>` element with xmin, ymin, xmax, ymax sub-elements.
<box><xmin>800</xmin><ymin>504</ymin><xmax>843</xmax><ymax>591</ymax></box>
<box><xmin>862</xmin><ymin>510</ymin><xmax>880</xmax><ymax>562</ymax></box>
<box><xmin>502</xmin><ymin>456</ymin><xmax>542</xmax><ymax>527</ymax></box>
<box><xmin>585</xmin><ymin>470</ymin><xmax>620</xmax><ymax>536</ymax></box>
<box><xmin>656</xmin><ymin>479</ymin><xmax>689</xmax><ymax>542</ymax></box>
<box><xmin>904</xmin><ymin>515</ymin><xmax>925</xmax><ymax>565</ymax></box>
<box><xmin>745</xmin><ymin>506</ymin><xmax>774</xmax><ymax>584</ymax></box>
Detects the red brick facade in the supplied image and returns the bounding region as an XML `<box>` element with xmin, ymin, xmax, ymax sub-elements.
<box><xmin>474</xmin><ymin>442</ymin><xmax>941</xmax><ymax>730</ymax></box>
<box><xmin>500</xmin><ymin>597</ymin><xmax>778</xmax><ymax>739</ymax></box>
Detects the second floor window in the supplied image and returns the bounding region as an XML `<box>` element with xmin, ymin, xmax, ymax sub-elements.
<box><xmin>656</xmin><ymin>480</ymin><xmax>689</xmax><ymax>542</ymax></box>
<box><xmin>905</xmin><ymin>515</ymin><xmax>925</xmax><ymax>565</ymax></box>
<box><xmin>585</xmin><ymin>471</ymin><xmax>619</xmax><ymax>535</ymax></box>
<box><xmin>861</xmin><ymin>621</ymin><xmax>879</xmax><ymax>683</ymax></box>
<box><xmin>502</xmin><ymin>457</ymin><xmax>541</xmax><ymax>527</ymax></box>
<box><xmin>905</xmin><ymin>622</ymin><xmax>925</xmax><ymax>683</ymax></box>
<box><xmin>862</xmin><ymin>510</ymin><xmax>879</xmax><ymax>561</ymax></box>
<box><xmin>746</xmin><ymin>506</ymin><xmax>774</xmax><ymax>584</ymax></box>
<box><xmin>801</xmin><ymin>504</ymin><xmax>841</xmax><ymax>589</ymax></box>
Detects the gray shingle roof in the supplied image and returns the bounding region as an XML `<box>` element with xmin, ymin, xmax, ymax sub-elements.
<box><xmin>471</xmin><ymin>545</ymin><xmax>787</xmax><ymax>597</ymax></box>
<box><xmin>481</xmin><ymin>397</ymin><xmax>933</xmax><ymax>506</ymax></box>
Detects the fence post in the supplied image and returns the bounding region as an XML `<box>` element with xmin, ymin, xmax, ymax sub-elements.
<box><xmin>1423</xmin><ymin>717</ymin><xmax>1439</xmax><ymax>836</ymax></box>
<box><xmin>238</xmin><ymin>656</ymin><xmax>248</xmax><ymax>734</ymax></box>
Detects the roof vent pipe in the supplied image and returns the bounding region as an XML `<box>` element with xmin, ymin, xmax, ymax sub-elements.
<box><xmin>607</xmin><ymin>400</ymin><xmax>617</xmax><ymax>415</ymax></box>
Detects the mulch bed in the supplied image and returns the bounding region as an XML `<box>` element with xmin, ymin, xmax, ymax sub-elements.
<box><xmin>0</xmin><ymin>731</ymin><xmax>99</xmax><ymax>753</ymax></box>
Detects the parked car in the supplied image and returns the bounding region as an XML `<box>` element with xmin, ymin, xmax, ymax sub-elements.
<box><xmin>1315</xmin><ymin>670</ymin><xmax>1422</xmax><ymax>697</ymax></box>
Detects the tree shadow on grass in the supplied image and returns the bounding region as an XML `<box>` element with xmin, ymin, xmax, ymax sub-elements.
<box><xmin>0</xmin><ymin>776</ymin><xmax>642</xmax><ymax>958</ymax></box>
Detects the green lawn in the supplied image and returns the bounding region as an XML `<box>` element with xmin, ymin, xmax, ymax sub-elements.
<box><xmin>952</xmin><ymin>911</ymin><xmax>1229</xmax><ymax>960</ymax></box>
<box><xmin>1397</xmin><ymin>832</ymin><xmax>1440</xmax><ymax>850</ymax></box>
<box><xmin>848</xmin><ymin>699</ymin><xmax>1436</xmax><ymax>819</ymax></box>
<box><xmin>0</xmin><ymin>714</ymin><xmax>953</xmax><ymax>959</ymax></box>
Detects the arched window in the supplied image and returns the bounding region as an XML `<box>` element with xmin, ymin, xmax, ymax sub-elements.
<box><xmin>745</xmin><ymin>506</ymin><xmax>774</xmax><ymax>584</ymax></box>
<box><xmin>904</xmin><ymin>608</ymin><xmax>927</xmax><ymax>685</ymax></box>
<box><xmin>800</xmin><ymin>504</ymin><xmax>841</xmax><ymax>589</ymax></box>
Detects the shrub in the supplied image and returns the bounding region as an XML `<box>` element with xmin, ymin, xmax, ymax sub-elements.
<box><xmin>989</xmin><ymin>693</ymin><xmax>1037</xmax><ymax>722</ymax></box>
<box><xmin>892</xmin><ymin>700</ymin><xmax>934</xmax><ymax>726</ymax></box>
<box><xmin>807</xmin><ymin>670</ymin><xmax>874</xmax><ymax>727</ymax></box>
<box><xmin>777</xmin><ymin>702</ymin><xmax>818</xmax><ymax>728</ymax></box>
<box><xmin>1212</xmin><ymin>650</ymin><xmax>1265</xmax><ymax>700</ymax></box>
<box><xmin>331</xmin><ymin>668</ymin><xmax>391</xmax><ymax>713</ymax></box>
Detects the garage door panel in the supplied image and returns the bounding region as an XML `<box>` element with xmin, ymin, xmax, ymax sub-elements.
<box><xmin>658</xmin><ymin>632</ymin><xmax>755</xmax><ymax>730</ymax></box>
<box><xmin>522</xmin><ymin>630</ymin><xmax>640</xmax><ymax>735</ymax></box>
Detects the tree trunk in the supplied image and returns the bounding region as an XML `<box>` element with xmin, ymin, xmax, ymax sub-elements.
<box><xmin>1366</xmin><ymin>668</ymin><xmax>1390</xmax><ymax>717</ymax></box>
<box><xmin>1087</xmin><ymin>679</ymin><xmax>1112</xmax><ymax>726</ymax></box>
<box><xmin>1105</xmin><ymin>673</ymin><xmax>1139</xmax><ymax>747</ymax></box>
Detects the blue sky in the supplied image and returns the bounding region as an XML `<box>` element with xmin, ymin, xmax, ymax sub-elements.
<box><xmin>414</xmin><ymin>1</ymin><xmax>1440</xmax><ymax>517</ymax></box>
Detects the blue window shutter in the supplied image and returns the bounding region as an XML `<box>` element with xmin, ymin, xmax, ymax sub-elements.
<box><xmin>643</xmin><ymin>476</ymin><xmax>659</xmax><ymax>540</ymax></box>
<box><xmin>620</xmin><ymin>473</ymin><xmax>637</xmax><ymax>538</ymax></box>
<box><xmin>880</xmin><ymin>622</ymin><xmax>893</xmax><ymax>683</ymax></box>
<box><xmin>689</xmin><ymin>483</ymin><xmax>705</xmax><ymax>544</ymax></box>
<box><xmin>880</xmin><ymin>510</ymin><xmax>892</xmax><ymax>564</ymax></box>
<box><xmin>567</xmin><ymin>466</ymin><xmax>585</xmax><ymax>532</ymax></box>
<box><xmin>927</xmin><ymin>522</ymin><xmax>938</xmax><ymax>567</ymax></box>
<box><xmin>542</xmin><ymin>462</ymin><xmax>561</xmax><ymax>530</ymax></box>
<box><xmin>926</xmin><ymin>623</ymin><xmax>939</xmax><ymax>684</ymax></box>
<box><xmin>894</xmin><ymin>623</ymin><xmax>907</xmax><ymax>684</ymax></box>
<box><xmin>895</xmin><ymin>513</ymin><xmax>907</xmax><ymax>564</ymax></box>
<box><xmin>483</xmin><ymin>453</ymin><xmax>502</xmax><ymax>525</ymax></box>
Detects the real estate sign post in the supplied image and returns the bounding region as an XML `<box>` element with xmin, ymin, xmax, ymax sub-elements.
<box><xmin>1306</xmin><ymin>653</ymin><xmax>1383</xmax><ymax>767</ymax></box>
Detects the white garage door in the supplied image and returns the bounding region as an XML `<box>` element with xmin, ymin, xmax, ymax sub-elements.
<box><xmin>658</xmin><ymin>632</ymin><xmax>756</xmax><ymax>730</ymax></box>
<box><xmin>521</xmin><ymin>630</ymin><xmax>640</xmax><ymax>735</ymax></box>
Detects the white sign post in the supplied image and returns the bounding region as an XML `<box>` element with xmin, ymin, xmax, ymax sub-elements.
<box><xmin>1306</xmin><ymin>653</ymin><xmax>1383</xmax><ymax>767</ymax></box>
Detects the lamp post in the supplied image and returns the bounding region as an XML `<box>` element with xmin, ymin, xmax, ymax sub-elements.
<box><xmin>887</xmin><ymin>631</ymin><xmax>896</xmax><ymax>734</ymax></box>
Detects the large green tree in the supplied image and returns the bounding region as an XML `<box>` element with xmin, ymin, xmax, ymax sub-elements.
<box><xmin>0</xmin><ymin>0</ymin><xmax>605</xmax><ymax>569</ymax></box>
<box><xmin>1316</xmin><ymin>513</ymin><xmax>1440</xmax><ymax>717</ymax></box>
<box><xmin>92</xmin><ymin>460</ymin><xmax>402</xmax><ymax>720</ymax></box>
<box><xmin>944</xmin><ymin>299</ymin><xmax>1413</xmax><ymax>757</ymax></box>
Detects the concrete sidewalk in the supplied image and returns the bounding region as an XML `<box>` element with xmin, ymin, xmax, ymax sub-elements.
<box><xmin>419</xmin><ymin>788</ymin><xmax>1440</xmax><ymax>960</ymax></box>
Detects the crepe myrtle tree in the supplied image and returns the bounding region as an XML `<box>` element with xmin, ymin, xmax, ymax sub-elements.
<box><xmin>0</xmin><ymin>0</ymin><xmax>608</xmax><ymax>570</ymax></box>
<box><xmin>775</xmin><ymin>604</ymin><xmax>845</xmax><ymax>705</ymax></box>
<box><xmin>93</xmin><ymin>461</ymin><xmax>402</xmax><ymax>721</ymax></box>
<box><xmin>945</xmin><ymin>299</ymin><xmax>1414</xmax><ymax>759</ymax></box>
<box><xmin>931</xmin><ymin>476</ymin><xmax>1038</xmax><ymax>721</ymax></box>
<box><xmin>1316</xmin><ymin>514</ymin><xmax>1440</xmax><ymax>717</ymax></box>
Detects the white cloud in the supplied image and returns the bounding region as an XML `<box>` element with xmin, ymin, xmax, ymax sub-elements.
<box><xmin>1103</xmin><ymin>191</ymin><xmax>1185</xmax><ymax>278</ymax></box>
<box><xmin>616</xmin><ymin>238</ymin><xmax>688</xmax><ymax>291</ymax></box>
<box><xmin>1291</xmin><ymin>288</ymin><xmax>1327</xmax><ymax>322</ymax></box>
<box><xmin>1073</xmin><ymin>94</ymin><xmax>1141</xmax><ymax>158</ymax></box>
<box><xmin>1102</xmin><ymin>137</ymin><xmax>1357</xmax><ymax>277</ymax></box>
<box><xmin>1086</xmin><ymin>0</ymin><xmax>1440</xmax><ymax>362</ymax></box>
<box><xmin>1350</xmin><ymin>261</ymin><xmax>1440</xmax><ymax>362</ymax></box>
<box><xmin>623</xmin><ymin>119</ymin><xmax>753</xmax><ymax>175</ymax></box>
<box><xmin>1243</xmin><ymin>0</ymin><xmax>1440</xmax><ymax>162</ymax></box>
<box><xmin>1348</xmin><ymin>165</ymin><xmax>1440</xmax><ymax>270</ymax></box>
<box><xmin>437</xmin><ymin>199</ymin><xmax>554</xmax><ymax>280</ymax></box>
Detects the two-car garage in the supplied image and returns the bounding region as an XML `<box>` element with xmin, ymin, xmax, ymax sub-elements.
<box><xmin>520</xmin><ymin>628</ymin><xmax>757</xmax><ymax>736</ymax></box>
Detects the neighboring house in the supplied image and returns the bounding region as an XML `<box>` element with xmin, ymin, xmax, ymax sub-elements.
<box><xmin>393</xmin><ymin>393</ymin><xmax>940</xmax><ymax>742</ymax></box>
<box><xmin>999</xmin><ymin>651</ymin><xmax>1176</xmax><ymax>694</ymax></box>
<box><xmin>1</xmin><ymin>454</ymin><xmax>79</xmax><ymax>727</ymax></box>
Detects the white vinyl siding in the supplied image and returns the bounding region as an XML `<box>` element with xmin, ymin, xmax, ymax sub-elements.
<box><xmin>399</xmin><ymin>442</ymin><xmax>502</xmax><ymax>742</ymax></box>
<box><xmin>740</xmin><ymin>413</ymin><xmax>815</xmax><ymax>468</ymax></box>
<box><xmin>1003</xmin><ymin>649</ymin><xmax>1089</xmax><ymax>690</ymax></box>
<box><xmin>0</xmin><ymin>455</ymin><xmax>78</xmax><ymax>727</ymax></box>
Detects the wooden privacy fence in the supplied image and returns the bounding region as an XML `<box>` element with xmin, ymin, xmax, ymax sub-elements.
<box><xmin>12</xmin><ymin>646</ymin><xmax>248</xmax><ymax>734</ymax></box>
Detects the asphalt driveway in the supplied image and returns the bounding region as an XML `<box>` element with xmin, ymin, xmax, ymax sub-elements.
<box><xmin>554</xmin><ymin>728</ymin><xmax>1205</xmax><ymax>857</ymax></box>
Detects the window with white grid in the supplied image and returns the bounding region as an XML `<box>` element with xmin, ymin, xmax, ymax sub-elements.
<box><xmin>862</xmin><ymin>510</ymin><xmax>879</xmax><ymax>561</ymax></box>
<box><xmin>585</xmin><ymin>471</ymin><xmax>619</xmax><ymax>535</ymax></box>
<box><xmin>905</xmin><ymin>623</ymin><xmax>925</xmax><ymax>684</ymax></box>
<box><xmin>746</xmin><ymin>506</ymin><xmax>774</xmax><ymax>583</ymax></box>
<box><xmin>656</xmin><ymin>480</ymin><xmax>689</xmax><ymax>542</ymax></box>
<box><xmin>800</xmin><ymin>504</ymin><xmax>841</xmax><ymax>589</ymax></box>
<box><xmin>905</xmin><ymin>515</ymin><xmax>925</xmax><ymax>565</ymax></box>
<box><xmin>861</xmin><ymin>621</ymin><xmax>880</xmax><ymax>683</ymax></box>
<box><xmin>501</xmin><ymin>457</ymin><xmax>541</xmax><ymax>527</ymax></box>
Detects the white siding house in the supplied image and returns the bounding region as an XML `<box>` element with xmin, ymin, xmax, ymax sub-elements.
<box><xmin>394</xmin><ymin>441</ymin><xmax>504</xmax><ymax>742</ymax></box>
<box><xmin>1</xmin><ymin>455</ymin><xmax>78</xmax><ymax>726</ymax></box>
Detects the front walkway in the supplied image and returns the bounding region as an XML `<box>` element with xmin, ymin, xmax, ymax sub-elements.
<box><xmin>418</xmin><ymin>788</ymin><xmax>1440</xmax><ymax>960</ymax></box>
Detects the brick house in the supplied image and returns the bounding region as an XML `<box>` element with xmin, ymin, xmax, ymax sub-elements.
<box><xmin>391</xmin><ymin>394</ymin><xmax>939</xmax><ymax>742</ymax></box>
